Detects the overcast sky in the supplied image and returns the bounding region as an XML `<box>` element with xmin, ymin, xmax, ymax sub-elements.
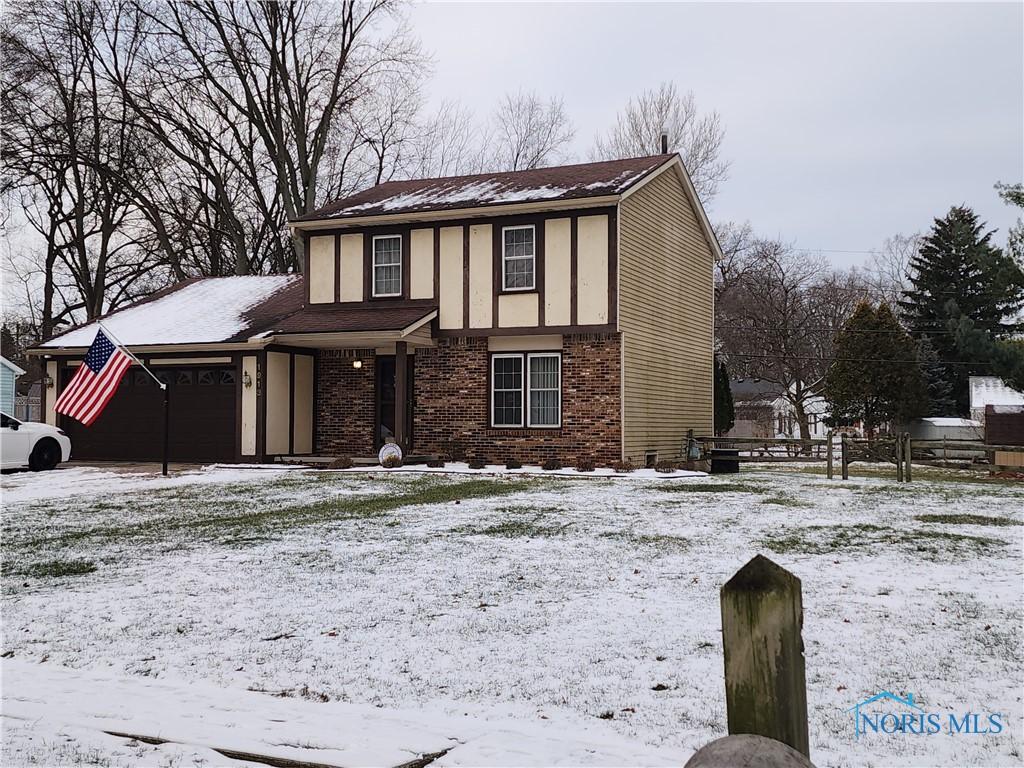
<box><xmin>409</xmin><ymin>1</ymin><xmax>1023</xmax><ymax>269</ymax></box>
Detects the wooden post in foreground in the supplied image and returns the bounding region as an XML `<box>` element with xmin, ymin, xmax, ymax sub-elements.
<box><xmin>895</xmin><ymin>436</ymin><xmax>904</xmax><ymax>482</ymax></box>
<box><xmin>826</xmin><ymin>431</ymin><xmax>834</xmax><ymax>480</ymax></box>
<box><xmin>840</xmin><ymin>434</ymin><xmax>849</xmax><ymax>480</ymax></box>
<box><xmin>721</xmin><ymin>555</ymin><xmax>810</xmax><ymax>758</ymax></box>
<box><xmin>904</xmin><ymin>433</ymin><xmax>913</xmax><ymax>483</ymax></box>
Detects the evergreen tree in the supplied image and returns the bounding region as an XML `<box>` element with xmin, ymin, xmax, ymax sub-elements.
<box><xmin>918</xmin><ymin>335</ymin><xmax>957</xmax><ymax>416</ymax></box>
<box><xmin>714</xmin><ymin>356</ymin><xmax>735</xmax><ymax>436</ymax></box>
<box><xmin>824</xmin><ymin>302</ymin><xmax>928</xmax><ymax>435</ymax></box>
<box><xmin>899</xmin><ymin>206</ymin><xmax>1024</xmax><ymax>414</ymax></box>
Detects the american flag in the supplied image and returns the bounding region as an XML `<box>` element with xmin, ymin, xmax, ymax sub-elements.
<box><xmin>54</xmin><ymin>329</ymin><xmax>133</xmax><ymax>426</ymax></box>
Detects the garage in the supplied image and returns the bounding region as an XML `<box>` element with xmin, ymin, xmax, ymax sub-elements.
<box><xmin>61</xmin><ymin>365</ymin><xmax>237</xmax><ymax>463</ymax></box>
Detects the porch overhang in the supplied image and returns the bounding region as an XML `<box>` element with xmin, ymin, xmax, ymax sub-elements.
<box><xmin>249</xmin><ymin>308</ymin><xmax>437</xmax><ymax>350</ymax></box>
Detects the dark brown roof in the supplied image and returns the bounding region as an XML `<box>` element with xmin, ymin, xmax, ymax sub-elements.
<box><xmin>265</xmin><ymin>305</ymin><xmax>436</xmax><ymax>335</ymax></box>
<box><xmin>293</xmin><ymin>155</ymin><xmax>675</xmax><ymax>222</ymax></box>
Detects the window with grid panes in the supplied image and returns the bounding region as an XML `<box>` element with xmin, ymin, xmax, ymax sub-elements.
<box><xmin>502</xmin><ymin>225</ymin><xmax>535</xmax><ymax>290</ymax></box>
<box><xmin>372</xmin><ymin>235</ymin><xmax>402</xmax><ymax>296</ymax></box>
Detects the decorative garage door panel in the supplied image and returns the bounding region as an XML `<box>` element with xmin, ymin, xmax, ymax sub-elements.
<box><xmin>62</xmin><ymin>366</ymin><xmax>236</xmax><ymax>462</ymax></box>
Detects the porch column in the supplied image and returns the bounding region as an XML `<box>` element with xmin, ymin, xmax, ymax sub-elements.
<box><xmin>395</xmin><ymin>341</ymin><xmax>407</xmax><ymax>450</ymax></box>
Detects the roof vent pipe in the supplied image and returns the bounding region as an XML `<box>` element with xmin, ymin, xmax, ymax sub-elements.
<box><xmin>660</xmin><ymin>132</ymin><xmax>669</xmax><ymax>154</ymax></box>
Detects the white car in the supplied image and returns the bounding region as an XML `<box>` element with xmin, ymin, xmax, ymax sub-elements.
<box><xmin>1</xmin><ymin>412</ymin><xmax>72</xmax><ymax>471</ymax></box>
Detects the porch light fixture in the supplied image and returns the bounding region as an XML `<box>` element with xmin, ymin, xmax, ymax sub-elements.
<box><xmin>242</xmin><ymin>370</ymin><xmax>253</xmax><ymax>389</ymax></box>
<box><xmin>43</xmin><ymin>374</ymin><xmax>54</xmax><ymax>389</ymax></box>
<box><xmin>352</xmin><ymin>359</ymin><xmax>363</xmax><ymax>369</ymax></box>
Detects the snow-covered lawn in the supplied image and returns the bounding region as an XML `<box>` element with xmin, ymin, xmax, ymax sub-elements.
<box><xmin>2</xmin><ymin>464</ymin><xmax>1022</xmax><ymax>767</ymax></box>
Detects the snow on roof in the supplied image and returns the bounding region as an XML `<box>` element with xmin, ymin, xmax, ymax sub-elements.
<box><xmin>921</xmin><ymin>417</ymin><xmax>981</xmax><ymax>427</ymax></box>
<box><xmin>41</xmin><ymin>276</ymin><xmax>301</xmax><ymax>348</ymax></box>
<box><xmin>295</xmin><ymin>155</ymin><xmax>673</xmax><ymax>221</ymax></box>
<box><xmin>0</xmin><ymin>355</ymin><xmax>26</xmax><ymax>375</ymax></box>
<box><xmin>969</xmin><ymin>376</ymin><xmax>1024</xmax><ymax>408</ymax></box>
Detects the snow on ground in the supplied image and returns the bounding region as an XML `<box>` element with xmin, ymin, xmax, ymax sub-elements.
<box><xmin>2</xmin><ymin>464</ymin><xmax>1022</xmax><ymax>767</ymax></box>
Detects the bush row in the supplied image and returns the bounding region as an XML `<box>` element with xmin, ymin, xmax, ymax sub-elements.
<box><xmin>323</xmin><ymin>456</ymin><xmax>688</xmax><ymax>473</ymax></box>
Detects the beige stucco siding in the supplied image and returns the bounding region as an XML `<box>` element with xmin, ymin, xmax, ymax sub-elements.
<box><xmin>410</xmin><ymin>228</ymin><xmax>434</xmax><ymax>299</ymax></box>
<box><xmin>544</xmin><ymin>218</ymin><xmax>571</xmax><ymax>326</ymax></box>
<box><xmin>309</xmin><ymin>236</ymin><xmax>335</xmax><ymax>304</ymax></box>
<box><xmin>498</xmin><ymin>292</ymin><xmax>539</xmax><ymax>327</ymax></box>
<box><xmin>265</xmin><ymin>351</ymin><xmax>291</xmax><ymax>455</ymax></box>
<box><xmin>241</xmin><ymin>355</ymin><xmax>258</xmax><ymax>456</ymax></box>
<box><xmin>577</xmin><ymin>215</ymin><xmax>609</xmax><ymax>325</ymax></box>
<box><xmin>439</xmin><ymin>226</ymin><xmax>464</xmax><ymax>329</ymax></box>
<box><xmin>619</xmin><ymin>166</ymin><xmax>715</xmax><ymax>462</ymax></box>
<box><xmin>292</xmin><ymin>355</ymin><xmax>314</xmax><ymax>454</ymax></box>
<box><xmin>45</xmin><ymin>360</ymin><xmax>58</xmax><ymax>425</ymax></box>
<box><xmin>469</xmin><ymin>224</ymin><xmax>493</xmax><ymax>328</ymax></box>
<box><xmin>339</xmin><ymin>233</ymin><xmax>363</xmax><ymax>302</ymax></box>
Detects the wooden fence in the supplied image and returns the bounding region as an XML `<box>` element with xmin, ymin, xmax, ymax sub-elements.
<box><xmin>696</xmin><ymin>433</ymin><xmax>1024</xmax><ymax>482</ymax></box>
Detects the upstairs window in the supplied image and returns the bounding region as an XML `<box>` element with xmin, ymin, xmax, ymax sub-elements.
<box><xmin>502</xmin><ymin>225</ymin><xmax>535</xmax><ymax>291</ymax></box>
<box><xmin>372</xmin><ymin>235</ymin><xmax>402</xmax><ymax>297</ymax></box>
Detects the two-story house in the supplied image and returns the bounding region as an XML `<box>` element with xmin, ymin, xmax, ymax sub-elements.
<box><xmin>33</xmin><ymin>154</ymin><xmax>718</xmax><ymax>466</ymax></box>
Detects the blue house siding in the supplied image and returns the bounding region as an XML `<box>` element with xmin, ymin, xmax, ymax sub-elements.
<box><xmin>0</xmin><ymin>357</ymin><xmax>25</xmax><ymax>415</ymax></box>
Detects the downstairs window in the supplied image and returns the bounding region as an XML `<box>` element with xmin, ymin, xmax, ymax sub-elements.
<box><xmin>490</xmin><ymin>352</ymin><xmax>561</xmax><ymax>428</ymax></box>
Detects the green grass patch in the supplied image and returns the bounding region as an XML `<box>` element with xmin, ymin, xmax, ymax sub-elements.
<box><xmin>669</xmin><ymin>482</ymin><xmax>761</xmax><ymax>493</ymax></box>
<box><xmin>914</xmin><ymin>514</ymin><xmax>1021</xmax><ymax>527</ymax></box>
<box><xmin>466</xmin><ymin>519</ymin><xmax>572</xmax><ymax>538</ymax></box>
<box><xmin>8</xmin><ymin>478</ymin><xmax>532</xmax><ymax>557</ymax></box>
<box><xmin>599</xmin><ymin>531</ymin><xmax>690</xmax><ymax>551</ymax></box>
<box><xmin>762</xmin><ymin>523</ymin><xmax>1001</xmax><ymax>558</ymax></box>
<box><xmin>23</xmin><ymin>559</ymin><xmax>96</xmax><ymax>578</ymax></box>
<box><xmin>761</xmin><ymin>495</ymin><xmax>812</xmax><ymax>508</ymax></box>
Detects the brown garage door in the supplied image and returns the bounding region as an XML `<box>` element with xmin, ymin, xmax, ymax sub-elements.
<box><xmin>62</xmin><ymin>365</ymin><xmax>237</xmax><ymax>463</ymax></box>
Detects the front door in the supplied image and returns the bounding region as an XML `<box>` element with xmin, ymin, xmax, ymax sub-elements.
<box><xmin>375</xmin><ymin>356</ymin><xmax>414</xmax><ymax>451</ymax></box>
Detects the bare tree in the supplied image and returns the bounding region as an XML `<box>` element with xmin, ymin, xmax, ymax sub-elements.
<box><xmin>716</xmin><ymin>240</ymin><xmax>856</xmax><ymax>442</ymax></box>
<box><xmin>486</xmin><ymin>90</ymin><xmax>575</xmax><ymax>172</ymax></box>
<box><xmin>867</xmin><ymin>233</ymin><xmax>921</xmax><ymax>305</ymax></box>
<box><xmin>592</xmin><ymin>81</ymin><xmax>729</xmax><ymax>203</ymax></box>
<box><xmin>2</xmin><ymin>0</ymin><xmax>163</xmax><ymax>334</ymax></box>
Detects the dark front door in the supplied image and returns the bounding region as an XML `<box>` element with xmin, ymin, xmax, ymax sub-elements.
<box><xmin>375</xmin><ymin>356</ymin><xmax>414</xmax><ymax>451</ymax></box>
<box><xmin>62</xmin><ymin>365</ymin><xmax>236</xmax><ymax>463</ymax></box>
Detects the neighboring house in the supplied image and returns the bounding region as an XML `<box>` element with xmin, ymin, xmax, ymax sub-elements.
<box><xmin>969</xmin><ymin>376</ymin><xmax>1024</xmax><ymax>426</ymax></box>
<box><xmin>726</xmin><ymin>378</ymin><xmax>830</xmax><ymax>439</ymax></box>
<box><xmin>0</xmin><ymin>356</ymin><xmax>26</xmax><ymax>415</ymax></box>
<box><xmin>30</xmin><ymin>154</ymin><xmax>718</xmax><ymax>465</ymax></box>
<box><xmin>14</xmin><ymin>382</ymin><xmax>41</xmax><ymax>422</ymax></box>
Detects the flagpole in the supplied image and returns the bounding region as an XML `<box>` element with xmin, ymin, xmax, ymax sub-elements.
<box><xmin>96</xmin><ymin>321</ymin><xmax>171</xmax><ymax>477</ymax></box>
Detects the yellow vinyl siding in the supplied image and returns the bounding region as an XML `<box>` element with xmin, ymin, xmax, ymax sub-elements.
<box><xmin>619</xmin><ymin>166</ymin><xmax>714</xmax><ymax>462</ymax></box>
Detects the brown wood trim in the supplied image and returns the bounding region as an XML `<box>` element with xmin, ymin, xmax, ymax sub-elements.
<box><xmin>461</xmin><ymin>225</ymin><xmax>470</xmax><ymax>329</ymax></box>
<box><xmin>439</xmin><ymin>324</ymin><xmax>618</xmax><ymax>339</ymax></box>
<box><xmin>362</xmin><ymin>232</ymin><xmax>371</xmax><ymax>303</ymax></box>
<box><xmin>296</xmin><ymin>204</ymin><xmax>618</xmax><ymax>236</ymax></box>
<box><xmin>570</xmin><ymin>216</ymin><xmax>579</xmax><ymax>325</ymax></box>
<box><xmin>607</xmin><ymin>209</ymin><xmax>618</xmax><ymax>327</ymax></box>
<box><xmin>395</xmin><ymin>341</ymin><xmax>407</xmax><ymax>450</ymax></box>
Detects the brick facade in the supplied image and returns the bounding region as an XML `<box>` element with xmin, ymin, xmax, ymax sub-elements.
<box><xmin>313</xmin><ymin>334</ymin><xmax>622</xmax><ymax>464</ymax></box>
<box><xmin>315</xmin><ymin>348</ymin><xmax>377</xmax><ymax>456</ymax></box>
<box><xmin>413</xmin><ymin>333</ymin><xmax>621</xmax><ymax>465</ymax></box>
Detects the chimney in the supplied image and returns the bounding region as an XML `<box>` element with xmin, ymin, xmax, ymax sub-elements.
<box><xmin>660</xmin><ymin>132</ymin><xmax>669</xmax><ymax>154</ymax></box>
